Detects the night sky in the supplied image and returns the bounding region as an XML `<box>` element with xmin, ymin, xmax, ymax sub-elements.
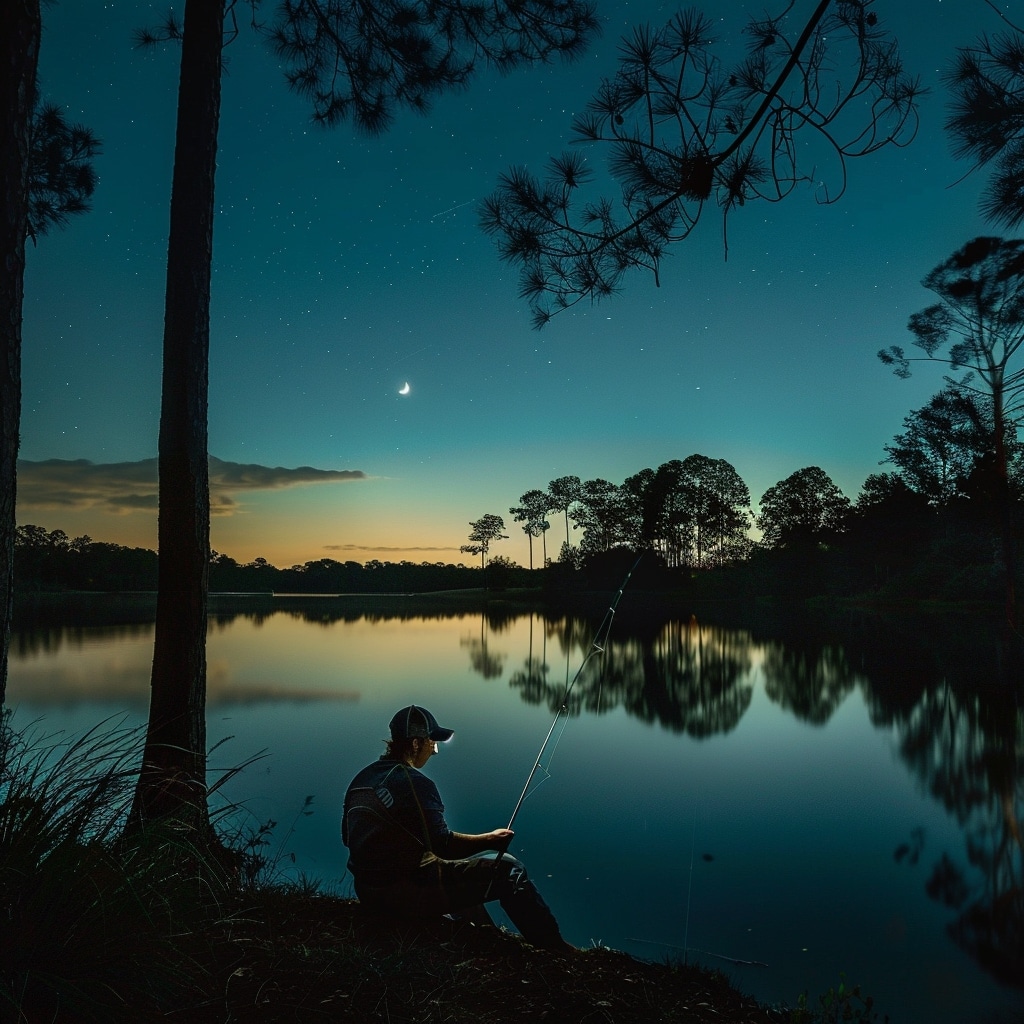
<box><xmin>20</xmin><ymin>1</ymin><xmax>998</xmax><ymax>568</ymax></box>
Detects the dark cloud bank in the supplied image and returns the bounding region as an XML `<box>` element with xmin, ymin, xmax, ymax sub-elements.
<box><xmin>17</xmin><ymin>457</ymin><xmax>366</xmax><ymax>515</ymax></box>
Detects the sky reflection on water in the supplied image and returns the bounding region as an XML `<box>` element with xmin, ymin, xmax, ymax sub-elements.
<box><xmin>6</xmin><ymin>609</ymin><xmax>1023</xmax><ymax>1024</ymax></box>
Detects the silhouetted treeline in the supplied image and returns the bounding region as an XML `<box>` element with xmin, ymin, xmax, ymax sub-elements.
<box><xmin>15</xmin><ymin>525</ymin><xmax>159</xmax><ymax>591</ymax></box>
<box><xmin>510</xmin><ymin>453</ymin><xmax>1024</xmax><ymax>608</ymax></box>
<box><xmin>207</xmin><ymin>551</ymin><xmax>529</xmax><ymax>594</ymax></box>
<box><xmin>13</xmin><ymin>448</ymin><xmax>1024</xmax><ymax>612</ymax></box>
<box><xmin>12</xmin><ymin>525</ymin><xmax>533</xmax><ymax>596</ymax></box>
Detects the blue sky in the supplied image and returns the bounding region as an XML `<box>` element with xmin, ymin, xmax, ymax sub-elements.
<box><xmin>19</xmin><ymin>0</ymin><xmax>999</xmax><ymax>566</ymax></box>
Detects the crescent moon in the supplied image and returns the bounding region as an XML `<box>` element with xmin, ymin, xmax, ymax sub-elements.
<box><xmin>399</xmin><ymin>382</ymin><xmax>411</xmax><ymax>395</ymax></box>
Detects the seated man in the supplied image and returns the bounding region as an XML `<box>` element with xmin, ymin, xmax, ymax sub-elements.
<box><xmin>342</xmin><ymin>704</ymin><xmax>571</xmax><ymax>951</ymax></box>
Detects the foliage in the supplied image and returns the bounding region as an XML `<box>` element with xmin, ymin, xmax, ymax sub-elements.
<box><xmin>548</xmin><ymin>474</ymin><xmax>582</xmax><ymax>549</ymax></box>
<box><xmin>570</xmin><ymin>477</ymin><xmax>620</xmax><ymax>555</ymax></box>
<box><xmin>756</xmin><ymin>466</ymin><xmax>850</xmax><ymax>549</ymax></box>
<box><xmin>269</xmin><ymin>0</ymin><xmax>599</xmax><ymax>135</ymax></box>
<box><xmin>15</xmin><ymin>524</ymin><xmax>158</xmax><ymax>592</ymax></box>
<box><xmin>557</xmin><ymin>540</ymin><xmax>583</xmax><ymax>569</ymax></box>
<box><xmin>220</xmin><ymin>795</ymin><xmax>316</xmax><ymax>892</ymax></box>
<box><xmin>481</xmin><ymin>0</ymin><xmax>921</xmax><ymax>326</ymax></box>
<box><xmin>12</xmin><ymin>526</ymin><xmax>540</xmax><ymax>597</ymax></box>
<box><xmin>0</xmin><ymin>717</ymin><xmax>225</xmax><ymax>1022</ymax></box>
<box><xmin>509</xmin><ymin>488</ymin><xmax>551</xmax><ymax>570</ymax></box>
<box><xmin>15</xmin><ymin>431</ymin><xmax>1024</xmax><ymax>610</ymax></box>
<box><xmin>879</xmin><ymin>235</ymin><xmax>1024</xmax><ymax>621</ymax></box>
<box><xmin>460</xmin><ymin>513</ymin><xmax>509</xmax><ymax>568</ymax></box>
<box><xmin>879</xmin><ymin>238</ymin><xmax>1024</xmax><ymax>431</ymax></box>
<box><xmin>789</xmin><ymin>973</ymin><xmax>884</xmax><ymax>1023</ymax></box>
<box><xmin>842</xmin><ymin>473</ymin><xmax>935</xmax><ymax>591</ymax></box>
<box><xmin>644</xmin><ymin>456</ymin><xmax>752</xmax><ymax>568</ymax></box>
<box><xmin>883</xmin><ymin>387</ymin><xmax>1005</xmax><ymax>506</ymax></box>
<box><xmin>945</xmin><ymin>12</ymin><xmax>1024</xmax><ymax>228</ymax></box>
<box><xmin>26</xmin><ymin>102</ymin><xmax>100</xmax><ymax>243</ymax></box>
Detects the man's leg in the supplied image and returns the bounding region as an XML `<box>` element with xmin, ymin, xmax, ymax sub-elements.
<box><xmin>433</xmin><ymin>853</ymin><xmax>569</xmax><ymax>950</ymax></box>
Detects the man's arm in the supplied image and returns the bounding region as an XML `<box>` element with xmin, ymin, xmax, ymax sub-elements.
<box><xmin>407</xmin><ymin>769</ymin><xmax>514</xmax><ymax>858</ymax></box>
<box><xmin>443</xmin><ymin>828</ymin><xmax>514</xmax><ymax>859</ymax></box>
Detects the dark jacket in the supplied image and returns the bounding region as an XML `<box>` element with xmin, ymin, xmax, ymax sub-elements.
<box><xmin>342</xmin><ymin>757</ymin><xmax>479</xmax><ymax>889</ymax></box>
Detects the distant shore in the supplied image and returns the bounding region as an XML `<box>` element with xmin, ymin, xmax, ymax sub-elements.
<box><xmin>12</xmin><ymin>584</ymin><xmax>1007</xmax><ymax>634</ymax></box>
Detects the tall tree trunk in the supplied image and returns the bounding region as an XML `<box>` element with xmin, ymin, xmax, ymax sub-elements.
<box><xmin>131</xmin><ymin>0</ymin><xmax>224</xmax><ymax>828</ymax></box>
<box><xmin>990</xmin><ymin>383</ymin><xmax>1018</xmax><ymax>628</ymax></box>
<box><xmin>0</xmin><ymin>0</ymin><xmax>40</xmax><ymax>710</ymax></box>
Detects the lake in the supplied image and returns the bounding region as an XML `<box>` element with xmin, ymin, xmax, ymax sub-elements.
<box><xmin>6</xmin><ymin>598</ymin><xmax>1023</xmax><ymax>1023</ymax></box>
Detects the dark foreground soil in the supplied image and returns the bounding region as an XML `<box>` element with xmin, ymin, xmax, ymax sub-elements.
<box><xmin>186</xmin><ymin>890</ymin><xmax>789</xmax><ymax>1024</ymax></box>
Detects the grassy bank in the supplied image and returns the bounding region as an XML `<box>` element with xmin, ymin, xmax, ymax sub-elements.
<box><xmin>192</xmin><ymin>887</ymin><xmax>791</xmax><ymax>1024</ymax></box>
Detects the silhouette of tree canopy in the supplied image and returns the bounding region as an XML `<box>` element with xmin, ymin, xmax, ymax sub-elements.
<box><xmin>756</xmin><ymin>466</ymin><xmax>850</xmax><ymax>549</ymax></box>
<box><xmin>535</xmin><ymin>456</ymin><xmax>752</xmax><ymax>569</ymax></box>
<box><xmin>884</xmin><ymin>387</ymin><xmax>1001</xmax><ymax>506</ymax></box>
<box><xmin>646</xmin><ymin>455</ymin><xmax>751</xmax><ymax>568</ymax></box>
<box><xmin>879</xmin><ymin>238</ymin><xmax>1024</xmax><ymax>440</ymax></box>
<box><xmin>879</xmin><ymin>235</ymin><xmax>1024</xmax><ymax>624</ymax></box>
<box><xmin>618</xmin><ymin>467</ymin><xmax>657</xmax><ymax>550</ymax></box>
<box><xmin>509</xmin><ymin>488</ymin><xmax>551</xmax><ymax>569</ymax></box>
<box><xmin>481</xmin><ymin>0</ymin><xmax>921</xmax><ymax>326</ymax></box>
<box><xmin>571</xmin><ymin>478</ymin><xmax>622</xmax><ymax>556</ymax></box>
<box><xmin>27</xmin><ymin>103</ymin><xmax>100</xmax><ymax>242</ymax></box>
<box><xmin>14</xmin><ymin>525</ymin><xmax>158</xmax><ymax>593</ymax></box>
<box><xmin>129</xmin><ymin>0</ymin><xmax>600</xmax><ymax>829</ymax></box>
<box><xmin>460</xmin><ymin>513</ymin><xmax>508</xmax><ymax>568</ymax></box>
<box><xmin>845</xmin><ymin>472</ymin><xmax>935</xmax><ymax>591</ymax></box>
<box><xmin>547</xmin><ymin>475</ymin><xmax>582</xmax><ymax>551</ymax></box>
<box><xmin>944</xmin><ymin>9</ymin><xmax>1024</xmax><ymax>228</ymax></box>
<box><xmin>271</xmin><ymin>0</ymin><xmax>599</xmax><ymax>134</ymax></box>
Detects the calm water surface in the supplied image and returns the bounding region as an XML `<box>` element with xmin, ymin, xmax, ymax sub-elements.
<box><xmin>7</xmin><ymin>605</ymin><xmax>1024</xmax><ymax>1024</ymax></box>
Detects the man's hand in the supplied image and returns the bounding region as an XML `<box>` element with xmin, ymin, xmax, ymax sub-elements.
<box><xmin>487</xmin><ymin>828</ymin><xmax>514</xmax><ymax>850</ymax></box>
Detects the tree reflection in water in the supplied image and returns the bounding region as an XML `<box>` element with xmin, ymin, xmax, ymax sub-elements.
<box><xmin>895</xmin><ymin>678</ymin><xmax>1023</xmax><ymax>988</ymax></box>
<box><xmin>504</xmin><ymin>615</ymin><xmax>755</xmax><ymax>737</ymax></box>
<box><xmin>459</xmin><ymin>613</ymin><xmax>506</xmax><ymax>680</ymax></box>
<box><xmin>498</xmin><ymin>606</ymin><xmax>1022</xmax><ymax>992</ymax></box>
<box><xmin>507</xmin><ymin>613</ymin><xmax>550</xmax><ymax>708</ymax></box>
<box><xmin>761</xmin><ymin>640</ymin><xmax>856</xmax><ymax>726</ymax></box>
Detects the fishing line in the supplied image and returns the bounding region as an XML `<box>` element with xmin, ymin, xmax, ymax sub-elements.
<box><xmin>520</xmin><ymin>701</ymin><xmax>572</xmax><ymax>804</ymax></box>
<box><xmin>672</xmin><ymin>792</ymin><xmax>764</xmax><ymax>970</ymax></box>
<box><xmin>683</xmin><ymin>801</ymin><xmax>697</xmax><ymax>963</ymax></box>
<box><xmin>623</xmin><ymin>937</ymin><xmax>768</xmax><ymax>969</ymax></box>
<box><xmin>624</xmin><ymin>797</ymin><xmax>769</xmax><ymax>971</ymax></box>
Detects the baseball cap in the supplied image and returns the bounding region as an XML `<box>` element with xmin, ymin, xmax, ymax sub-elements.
<box><xmin>389</xmin><ymin>705</ymin><xmax>454</xmax><ymax>742</ymax></box>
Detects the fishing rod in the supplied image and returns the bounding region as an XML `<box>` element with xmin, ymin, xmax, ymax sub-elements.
<box><xmin>483</xmin><ymin>553</ymin><xmax>643</xmax><ymax>900</ymax></box>
<box><xmin>504</xmin><ymin>551</ymin><xmax>644</xmax><ymax>834</ymax></box>
<box><xmin>479</xmin><ymin>552</ymin><xmax>638</xmax><ymax>905</ymax></box>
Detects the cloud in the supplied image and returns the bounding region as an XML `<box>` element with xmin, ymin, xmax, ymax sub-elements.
<box><xmin>207</xmin><ymin>457</ymin><xmax>365</xmax><ymax>491</ymax></box>
<box><xmin>16</xmin><ymin>457</ymin><xmax>366</xmax><ymax>516</ymax></box>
